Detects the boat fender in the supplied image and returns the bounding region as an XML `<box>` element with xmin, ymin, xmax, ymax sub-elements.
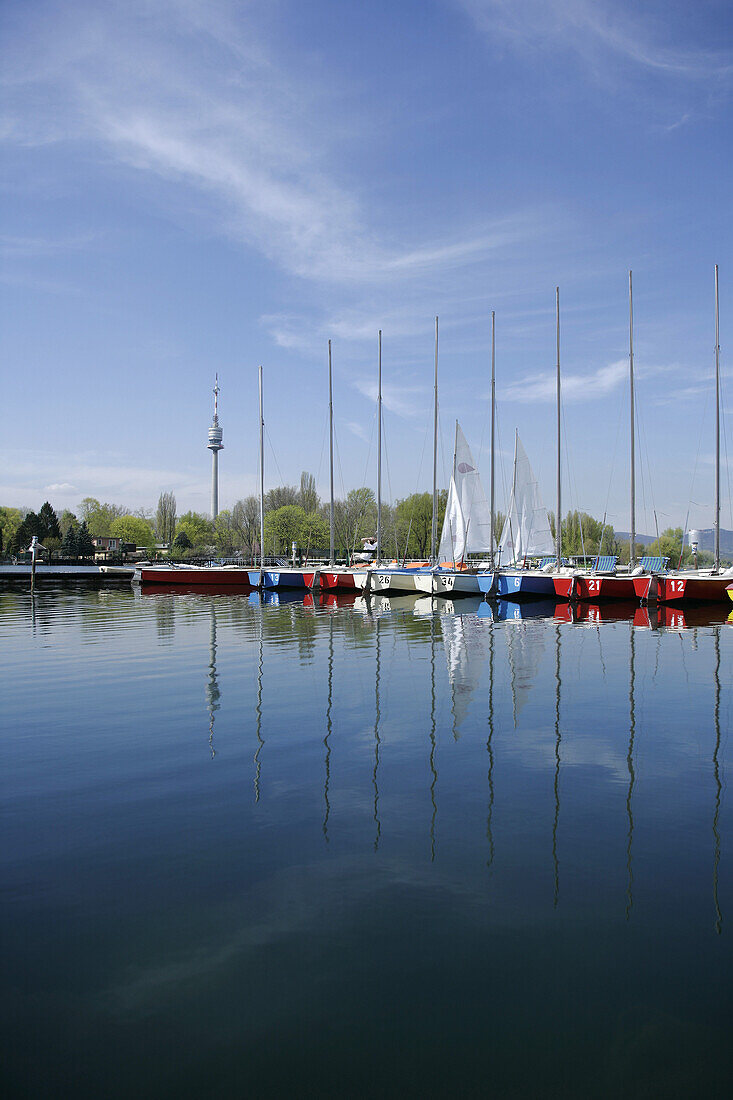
<box><xmin>541</xmin><ymin>562</ymin><xmax>554</xmax><ymax>573</ymax></box>
<box><xmin>631</xmin><ymin>565</ymin><xmax>644</xmax><ymax>576</ymax></box>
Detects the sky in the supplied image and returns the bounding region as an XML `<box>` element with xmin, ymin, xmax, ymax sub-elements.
<box><xmin>1</xmin><ymin>0</ymin><xmax>732</xmax><ymax>535</ymax></box>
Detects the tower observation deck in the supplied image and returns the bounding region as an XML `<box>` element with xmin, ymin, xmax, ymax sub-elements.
<box><xmin>208</xmin><ymin>375</ymin><xmax>223</xmax><ymax>519</ymax></box>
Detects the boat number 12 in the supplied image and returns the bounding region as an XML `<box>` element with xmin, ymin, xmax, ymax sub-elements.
<box><xmin>671</xmin><ymin>580</ymin><xmax>685</xmax><ymax>593</ymax></box>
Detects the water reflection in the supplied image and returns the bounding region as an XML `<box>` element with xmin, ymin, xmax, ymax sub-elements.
<box><xmin>206</xmin><ymin>604</ymin><xmax>220</xmax><ymax>759</ymax></box>
<box><xmin>713</xmin><ymin>628</ymin><xmax>723</xmax><ymax>934</ymax></box>
<box><xmin>98</xmin><ymin>589</ymin><xmax>730</xmax><ymax>921</ymax></box>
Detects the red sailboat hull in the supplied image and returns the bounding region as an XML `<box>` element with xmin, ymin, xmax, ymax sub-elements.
<box><xmin>657</xmin><ymin>575</ymin><xmax>732</xmax><ymax>603</ymax></box>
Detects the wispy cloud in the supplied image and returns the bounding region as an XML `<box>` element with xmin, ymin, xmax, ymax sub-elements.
<box><xmin>1</xmin><ymin>0</ymin><xmax>543</xmax><ymax>286</ymax></box>
<box><xmin>353</xmin><ymin>379</ymin><xmax>428</xmax><ymax>419</ymax></box>
<box><xmin>502</xmin><ymin>358</ymin><xmax>629</xmax><ymax>403</ymax></box>
<box><xmin>456</xmin><ymin>0</ymin><xmax>733</xmax><ymax>81</ymax></box>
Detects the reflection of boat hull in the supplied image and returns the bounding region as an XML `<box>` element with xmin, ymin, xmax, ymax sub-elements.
<box><xmin>657</xmin><ymin>574</ymin><xmax>733</xmax><ymax>603</ymax></box>
<box><xmin>140</xmin><ymin>566</ymin><xmax>253</xmax><ymax>587</ymax></box>
<box><xmin>658</xmin><ymin>603</ymin><xmax>731</xmax><ymax>629</ymax></box>
<box><xmin>494</xmin><ymin>598</ymin><xmax>558</xmax><ymax>620</ymax></box>
<box><xmin>414</xmin><ymin>572</ymin><xmax>488</xmax><ymax>597</ymax></box>
<box><xmin>495</xmin><ymin>571</ymin><xmax>556</xmax><ymax>600</ymax></box>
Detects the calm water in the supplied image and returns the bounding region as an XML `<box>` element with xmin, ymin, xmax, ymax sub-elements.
<box><xmin>2</xmin><ymin>585</ymin><xmax>732</xmax><ymax>1098</ymax></box>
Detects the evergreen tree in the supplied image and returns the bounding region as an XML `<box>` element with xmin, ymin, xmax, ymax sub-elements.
<box><xmin>172</xmin><ymin>530</ymin><xmax>192</xmax><ymax>550</ymax></box>
<box><xmin>61</xmin><ymin>524</ymin><xmax>78</xmax><ymax>557</ymax></box>
<box><xmin>38</xmin><ymin>501</ymin><xmax>61</xmax><ymax>541</ymax></box>
<box><xmin>76</xmin><ymin>521</ymin><xmax>95</xmax><ymax>558</ymax></box>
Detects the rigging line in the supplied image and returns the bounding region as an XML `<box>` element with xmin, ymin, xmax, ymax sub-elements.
<box><xmin>263</xmin><ymin>423</ymin><xmax>288</xmax><ymax>490</ymax></box>
<box><xmin>719</xmin><ymin>364</ymin><xmax>733</xmax><ymax>527</ymax></box>
<box><xmin>314</xmin><ymin>408</ymin><xmax>329</xmax><ymax>493</ymax></box>
<box><xmin>686</xmin><ymin>372</ymin><xmax>712</xmax><ymax>521</ymax></box>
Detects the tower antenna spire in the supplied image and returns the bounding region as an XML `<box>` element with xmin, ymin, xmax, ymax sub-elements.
<box><xmin>207</xmin><ymin>374</ymin><xmax>224</xmax><ymax>519</ymax></box>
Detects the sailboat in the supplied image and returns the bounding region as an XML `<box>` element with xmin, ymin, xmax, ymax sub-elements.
<box><xmin>248</xmin><ymin>366</ymin><xmax>320</xmax><ymax>591</ymax></box>
<box><xmin>656</xmin><ymin>266</ymin><xmax>733</xmax><ymax>603</ymax></box>
<box><xmin>320</xmin><ymin>340</ymin><xmax>360</xmax><ymax>593</ymax></box>
<box><xmin>494</xmin><ymin>431</ymin><xmax>557</xmax><ymax>598</ymax></box>
<box><xmin>416</xmin><ymin>312</ymin><xmax>497</xmax><ymax>599</ymax></box>
<box><xmin>565</xmin><ymin>272</ymin><xmax>655</xmax><ymax>602</ymax></box>
<box><xmin>414</xmin><ymin>423</ymin><xmax>494</xmax><ymax>597</ymax></box>
<box><xmin>358</xmin><ymin>327</ymin><xmax>436</xmax><ymax>595</ymax></box>
<box><xmin>497</xmin><ymin>289</ymin><xmax>571</xmax><ymax>601</ymax></box>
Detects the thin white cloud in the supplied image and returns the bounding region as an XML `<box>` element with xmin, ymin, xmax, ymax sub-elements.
<box><xmin>1</xmin><ymin>0</ymin><xmax>547</xmax><ymax>286</ymax></box>
<box><xmin>502</xmin><ymin>359</ymin><xmax>628</xmax><ymax>403</ymax></box>
<box><xmin>353</xmin><ymin>379</ymin><xmax>428</xmax><ymax>419</ymax></box>
<box><xmin>456</xmin><ymin>0</ymin><xmax>733</xmax><ymax>81</ymax></box>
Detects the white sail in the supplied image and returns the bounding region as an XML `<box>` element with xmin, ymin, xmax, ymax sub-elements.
<box><xmin>438</xmin><ymin>476</ymin><xmax>466</xmax><ymax>564</ymax></box>
<box><xmin>499</xmin><ymin>433</ymin><xmax>554</xmax><ymax>564</ymax></box>
<box><xmin>454</xmin><ymin>423</ymin><xmax>493</xmax><ymax>554</ymax></box>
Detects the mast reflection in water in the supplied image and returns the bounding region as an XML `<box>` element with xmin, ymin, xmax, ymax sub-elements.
<box><xmin>2</xmin><ymin>588</ymin><xmax>732</xmax><ymax>1097</ymax></box>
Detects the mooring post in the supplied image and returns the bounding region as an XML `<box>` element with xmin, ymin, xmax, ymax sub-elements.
<box><xmin>28</xmin><ymin>535</ymin><xmax>44</xmax><ymax>592</ymax></box>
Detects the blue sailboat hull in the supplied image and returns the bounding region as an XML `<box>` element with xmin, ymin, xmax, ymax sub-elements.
<box><xmin>495</xmin><ymin>572</ymin><xmax>556</xmax><ymax>600</ymax></box>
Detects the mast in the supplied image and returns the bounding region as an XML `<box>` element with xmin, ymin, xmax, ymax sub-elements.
<box><xmin>328</xmin><ymin>340</ymin><xmax>335</xmax><ymax>566</ymax></box>
<box><xmin>714</xmin><ymin>264</ymin><xmax>721</xmax><ymax>572</ymax></box>
<box><xmin>431</xmin><ymin>316</ymin><xmax>439</xmax><ymax>565</ymax></box>
<box><xmin>258</xmin><ymin>365</ymin><xmax>265</xmax><ymax>577</ymax></box>
<box><xmin>556</xmin><ymin>287</ymin><xmax>562</xmax><ymax>568</ymax></box>
<box><xmin>377</xmin><ymin>330</ymin><xmax>382</xmax><ymax>567</ymax></box>
<box><xmin>629</xmin><ymin>271</ymin><xmax>636</xmax><ymax>568</ymax></box>
<box><xmin>490</xmin><ymin>310</ymin><xmax>496</xmax><ymax>566</ymax></box>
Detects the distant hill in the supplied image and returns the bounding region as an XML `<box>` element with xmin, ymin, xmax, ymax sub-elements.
<box><xmin>616</xmin><ymin>528</ymin><xmax>733</xmax><ymax>555</ymax></box>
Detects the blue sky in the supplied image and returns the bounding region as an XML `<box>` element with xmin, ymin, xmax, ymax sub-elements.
<box><xmin>1</xmin><ymin>0</ymin><xmax>731</xmax><ymax>534</ymax></box>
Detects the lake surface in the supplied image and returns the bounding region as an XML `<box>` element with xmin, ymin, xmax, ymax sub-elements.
<box><xmin>2</xmin><ymin>585</ymin><xmax>732</xmax><ymax>1098</ymax></box>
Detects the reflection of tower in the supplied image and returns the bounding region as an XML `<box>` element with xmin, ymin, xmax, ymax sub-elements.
<box><xmin>206</xmin><ymin>603</ymin><xmax>220</xmax><ymax>759</ymax></box>
<box><xmin>208</xmin><ymin>375</ymin><xmax>224</xmax><ymax>519</ymax></box>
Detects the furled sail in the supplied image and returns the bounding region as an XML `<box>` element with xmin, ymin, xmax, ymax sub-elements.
<box><xmin>499</xmin><ymin>433</ymin><xmax>554</xmax><ymax>564</ymax></box>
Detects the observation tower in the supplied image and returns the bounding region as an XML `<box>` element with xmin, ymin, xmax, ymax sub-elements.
<box><xmin>208</xmin><ymin>375</ymin><xmax>223</xmax><ymax>519</ymax></box>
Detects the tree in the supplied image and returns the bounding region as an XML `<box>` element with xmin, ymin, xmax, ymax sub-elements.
<box><xmin>214</xmin><ymin>511</ymin><xmax>235</xmax><ymax>555</ymax></box>
<box><xmin>645</xmin><ymin>527</ymin><xmax>691</xmax><ymax>569</ymax></box>
<box><xmin>393</xmin><ymin>491</ymin><xmax>448</xmax><ymax>559</ymax></box>
<box><xmin>0</xmin><ymin>507</ymin><xmax>24</xmax><ymax>553</ymax></box>
<box><xmin>59</xmin><ymin>510</ymin><xmax>77</xmax><ymax>537</ymax></box>
<box><xmin>333</xmin><ymin>487</ymin><xmax>377</xmax><ymax>558</ymax></box>
<box><xmin>172</xmin><ymin>530</ymin><xmax>192</xmax><ymax>551</ymax></box>
<box><xmin>61</xmin><ymin>524</ymin><xmax>78</xmax><ymax>557</ymax></box>
<box><xmin>38</xmin><ymin>502</ymin><xmax>60</xmax><ymax>541</ymax></box>
<box><xmin>300</xmin><ymin>511</ymin><xmax>330</xmax><ymax>553</ymax></box>
<box><xmin>156</xmin><ymin>492</ymin><xmax>177</xmax><ymax>545</ymax></box>
<box><xmin>110</xmin><ymin>515</ymin><xmax>155</xmax><ymax>549</ymax></box>
<box><xmin>10</xmin><ymin>511</ymin><xmax>42</xmax><ymax>553</ymax></box>
<box><xmin>264</xmin><ymin>505</ymin><xmax>308</xmax><ymax>555</ymax></box>
<box><xmin>264</xmin><ymin>485</ymin><xmax>298</xmax><ymax>512</ymax></box>
<box><xmin>231</xmin><ymin>496</ymin><xmax>260</xmax><ymax>554</ymax></box>
<box><xmin>299</xmin><ymin>471</ymin><xmax>319</xmax><ymax>515</ymax></box>
<box><xmin>175</xmin><ymin>511</ymin><xmax>214</xmax><ymax>548</ymax></box>
<box><xmin>76</xmin><ymin>521</ymin><xmax>95</xmax><ymax>558</ymax></box>
<box><xmin>79</xmin><ymin>497</ymin><xmax>127</xmax><ymax>536</ymax></box>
